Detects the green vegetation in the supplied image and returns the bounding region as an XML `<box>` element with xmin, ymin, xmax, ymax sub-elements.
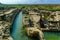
<box><xmin>22</xmin><ymin>25</ymin><xmax>27</xmax><ymax>35</ymax></box>
<box><xmin>1</xmin><ymin>4</ymin><xmax>60</xmax><ymax>11</ymax></box>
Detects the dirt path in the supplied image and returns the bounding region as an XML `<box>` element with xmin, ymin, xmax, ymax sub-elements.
<box><xmin>4</xmin><ymin>9</ymin><xmax>16</xmax><ymax>14</ymax></box>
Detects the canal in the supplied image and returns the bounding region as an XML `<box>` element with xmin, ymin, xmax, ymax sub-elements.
<box><xmin>11</xmin><ymin>12</ymin><xmax>28</xmax><ymax>40</ymax></box>
<box><xmin>11</xmin><ymin>12</ymin><xmax>59</xmax><ymax>40</ymax></box>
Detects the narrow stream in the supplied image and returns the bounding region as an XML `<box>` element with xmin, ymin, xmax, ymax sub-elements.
<box><xmin>11</xmin><ymin>12</ymin><xmax>59</xmax><ymax>40</ymax></box>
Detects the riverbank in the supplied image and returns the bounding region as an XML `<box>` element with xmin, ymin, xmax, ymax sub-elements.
<box><xmin>0</xmin><ymin>8</ymin><xmax>21</xmax><ymax>40</ymax></box>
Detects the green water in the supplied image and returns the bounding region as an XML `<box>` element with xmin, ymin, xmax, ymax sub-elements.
<box><xmin>43</xmin><ymin>32</ymin><xmax>59</xmax><ymax>40</ymax></box>
<box><xmin>11</xmin><ymin>12</ymin><xmax>59</xmax><ymax>40</ymax></box>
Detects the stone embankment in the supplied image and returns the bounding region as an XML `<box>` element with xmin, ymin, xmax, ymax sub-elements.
<box><xmin>0</xmin><ymin>8</ymin><xmax>20</xmax><ymax>40</ymax></box>
<box><xmin>27</xmin><ymin>27</ymin><xmax>45</xmax><ymax>40</ymax></box>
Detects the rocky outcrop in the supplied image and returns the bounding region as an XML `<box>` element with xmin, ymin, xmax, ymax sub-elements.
<box><xmin>27</xmin><ymin>27</ymin><xmax>44</xmax><ymax>40</ymax></box>
<box><xmin>23</xmin><ymin>9</ymin><xmax>60</xmax><ymax>40</ymax></box>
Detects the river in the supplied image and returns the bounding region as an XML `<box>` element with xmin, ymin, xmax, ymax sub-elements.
<box><xmin>11</xmin><ymin>12</ymin><xmax>28</xmax><ymax>40</ymax></box>
<box><xmin>11</xmin><ymin>12</ymin><xmax>59</xmax><ymax>40</ymax></box>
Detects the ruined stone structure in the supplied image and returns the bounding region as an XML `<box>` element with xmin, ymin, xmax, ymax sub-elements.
<box><xmin>22</xmin><ymin>10</ymin><xmax>60</xmax><ymax>40</ymax></box>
